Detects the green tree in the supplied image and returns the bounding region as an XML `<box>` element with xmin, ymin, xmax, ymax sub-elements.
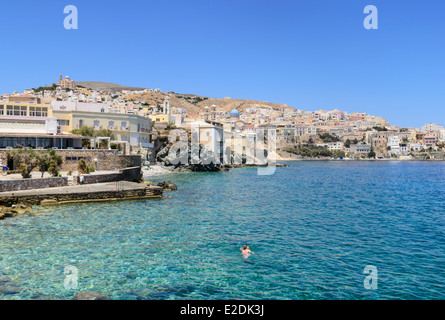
<box><xmin>6</xmin><ymin>148</ymin><xmax>39</xmax><ymax>178</ymax></box>
<box><xmin>37</xmin><ymin>149</ymin><xmax>63</xmax><ymax>177</ymax></box>
<box><xmin>319</xmin><ymin>133</ymin><xmax>340</xmax><ymax>143</ymax></box>
<box><xmin>72</xmin><ymin>126</ymin><xmax>115</xmax><ymax>149</ymax></box>
<box><xmin>48</xmin><ymin>159</ymin><xmax>59</xmax><ymax>177</ymax></box>
<box><xmin>285</xmin><ymin>144</ymin><xmax>333</xmax><ymax>158</ymax></box>
<box><xmin>72</xmin><ymin>126</ymin><xmax>94</xmax><ymax>137</ymax></box>
<box><xmin>94</xmin><ymin>129</ymin><xmax>115</xmax><ymax>139</ymax></box>
<box><xmin>332</xmin><ymin>150</ymin><xmax>346</xmax><ymax>158</ymax></box>
<box><xmin>78</xmin><ymin>159</ymin><xmax>91</xmax><ymax>174</ymax></box>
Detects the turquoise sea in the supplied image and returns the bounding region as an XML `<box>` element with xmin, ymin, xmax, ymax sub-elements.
<box><xmin>0</xmin><ymin>161</ymin><xmax>444</xmax><ymax>300</ymax></box>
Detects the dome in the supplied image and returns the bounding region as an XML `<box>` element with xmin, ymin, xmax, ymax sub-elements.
<box><xmin>230</xmin><ymin>108</ymin><xmax>239</xmax><ymax>115</ymax></box>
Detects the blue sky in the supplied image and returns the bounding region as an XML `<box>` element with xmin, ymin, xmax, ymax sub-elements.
<box><xmin>0</xmin><ymin>0</ymin><xmax>444</xmax><ymax>128</ymax></box>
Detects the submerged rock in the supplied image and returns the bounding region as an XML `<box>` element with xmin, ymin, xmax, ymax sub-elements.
<box><xmin>73</xmin><ymin>291</ymin><xmax>110</xmax><ymax>300</ymax></box>
<box><xmin>125</xmin><ymin>272</ymin><xmax>138</xmax><ymax>280</ymax></box>
<box><xmin>0</xmin><ymin>204</ymin><xmax>32</xmax><ymax>218</ymax></box>
<box><xmin>156</xmin><ymin>181</ymin><xmax>178</xmax><ymax>191</ymax></box>
<box><xmin>0</xmin><ymin>276</ymin><xmax>21</xmax><ymax>295</ymax></box>
<box><xmin>276</xmin><ymin>163</ymin><xmax>290</xmax><ymax>167</ymax></box>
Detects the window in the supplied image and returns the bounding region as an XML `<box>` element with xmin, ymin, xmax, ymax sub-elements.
<box><xmin>66</xmin><ymin>156</ymin><xmax>89</xmax><ymax>161</ymax></box>
<box><xmin>109</xmin><ymin>121</ymin><xmax>114</xmax><ymax>130</ymax></box>
<box><xmin>121</xmin><ymin>121</ymin><xmax>127</xmax><ymax>131</ymax></box>
<box><xmin>57</xmin><ymin>119</ymin><xmax>70</xmax><ymax>126</ymax></box>
<box><xmin>78</xmin><ymin>119</ymin><xmax>84</xmax><ymax>128</ymax></box>
<box><xmin>7</xmin><ymin>105</ymin><xmax>26</xmax><ymax>116</ymax></box>
<box><xmin>94</xmin><ymin>120</ymin><xmax>100</xmax><ymax>130</ymax></box>
<box><xmin>29</xmin><ymin>106</ymin><xmax>48</xmax><ymax>117</ymax></box>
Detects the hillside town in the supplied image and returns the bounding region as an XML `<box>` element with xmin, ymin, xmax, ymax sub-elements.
<box><xmin>0</xmin><ymin>74</ymin><xmax>444</xmax><ymax>175</ymax></box>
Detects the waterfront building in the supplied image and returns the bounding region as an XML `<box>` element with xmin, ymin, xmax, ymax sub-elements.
<box><xmin>0</xmin><ymin>114</ymin><xmax>83</xmax><ymax>150</ymax></box>
<box><xmin>409</xmin><ymin>143</ymin><xmax>424</xmax><ymax>151</ymax></box>
<box><xmin>423</xmin><ymin>135</ymin><xmax>437</xmax><ymax>148</ymax></box>
<box><xmin>370</xmin><ymin>131</ymin><xmax>391</xmax><ymax>157</ymax></box>
<box><xmin>182</xmin><ymin>120</ymin><xmax>224</xmax><ymax>163</ymax></box>
<box><xmin>327</xmin><ymin>141</ymin><xmax>344</xmax><ymax>151</ymax></box>
<box><xmin>49</xmin><ymin>109</ymin><xmax>152</xmax><ymax>148</ymax></box>
<box><xmin>349</xmin><ymin>144</ymin><xmax>371</xmax><ymax>156</ymax></box>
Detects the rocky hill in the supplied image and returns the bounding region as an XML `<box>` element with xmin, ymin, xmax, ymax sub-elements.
<box><xmin>77</xmin><ymin>81</ymin><xmax>294</xmax><ymax>115</ymax></box>
<box><xmin>76</xmin><ymin>81</ymin><xmax>147</xmax><ymax>93</ymax></box>
<box><xmin>126</xmin><ymin>92</ymin><xmax>293</xmax><ymax>115</ymax></box>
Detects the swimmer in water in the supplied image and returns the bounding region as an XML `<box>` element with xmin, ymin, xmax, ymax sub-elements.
<box><xmin>240</xmin><ymin>245</ymin><xmax>254</xmax><ymax>257</ymax></box>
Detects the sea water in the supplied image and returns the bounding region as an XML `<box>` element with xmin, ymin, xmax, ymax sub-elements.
<box><xmin>0</xmin><ymin>161</ymin><xmax>444</xmax><ymax>299</ymax></box>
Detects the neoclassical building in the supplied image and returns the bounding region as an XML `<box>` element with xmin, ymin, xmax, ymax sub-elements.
<box><xmin>57</xmin><ymin>74</ymin><xmax>76</xmax><ymax>90</ymax></box>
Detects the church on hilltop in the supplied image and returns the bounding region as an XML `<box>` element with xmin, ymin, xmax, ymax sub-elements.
<box><xmin>57</xmin><ymin>74</ymin><xmax>76</xmax><ymax>90</ymax></box>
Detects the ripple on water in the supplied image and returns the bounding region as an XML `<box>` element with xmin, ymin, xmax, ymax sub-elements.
<box><xmin>0</xmin><ymin>162</ymin><xmax>444</xmax><ymax>300</ymax></box>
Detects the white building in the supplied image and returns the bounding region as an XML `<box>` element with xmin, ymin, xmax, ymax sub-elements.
<box><xmin>327</xmin><ymin>141</ymin><xmax>343</xmax><ymax>151</ymax></box>
<box><xmin>51</xmin><ymin>101</ymin><xmax>110</xmax><ymax>113</ymax></box>
<box><xmin>421</xmin><ymin>123</ymin><xmax>444</xmax><ymax>133</ymax></box>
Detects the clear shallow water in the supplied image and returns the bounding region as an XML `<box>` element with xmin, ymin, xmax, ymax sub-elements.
<box><xmin>0</xmin><ymin>161</ymin><xmax>444</xmax><ymax>300</ymax></box>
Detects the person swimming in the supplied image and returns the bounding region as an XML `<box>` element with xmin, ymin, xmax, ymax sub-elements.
<box><xmin>240</xmin><ymin>245</ymin><xmax>254</xmax><ymax>257</ymax></box>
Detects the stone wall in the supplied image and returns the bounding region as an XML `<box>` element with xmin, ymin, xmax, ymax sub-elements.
<box><xmin>76</xmin><ymin>166</ymin><xmax>142</xmax><ymax>185</ymax></box>
<box><xmin>0</xmin><ymin>177</ymin><xmax>68</xmax><ymax>193</ymax></box>
<box><xmin>120</xmin><ymin>166</ymin><xmax>142</xmax><ymax>182</ymax></box>
<box><xmin>0</xmin><ymin>150</ymin><xmax>142</xmax><ymax>172</ymax></box>
<box><xmin>78</xmin><ymin>173</ymin><xmax>124</xmax><ymax>185</ymax></box>
<box><xmin>55</xmin><ymin>150</ymin><xmax>141</xmax><ymax>171</ymax></box>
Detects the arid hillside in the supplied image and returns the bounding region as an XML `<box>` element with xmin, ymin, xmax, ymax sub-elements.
<box><xmin>78</xmin><ymin>81</ymin><xmax>294</xmax><ymax>114</ymax></box>
<box><xmin>76</xmin><ymin>81</ymin><xmax>147</xmax><ymax>93</ymax></box>
<box><xmin>126</xmin><ymin>92</ymin><xmax>293</xmax><ymax>115</ymax></box>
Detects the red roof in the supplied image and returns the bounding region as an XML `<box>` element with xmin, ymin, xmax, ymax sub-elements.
<box><xmin>15</xmin><ymin>94</ymin><xmax>36</xmax><ymax>97</ymax></box>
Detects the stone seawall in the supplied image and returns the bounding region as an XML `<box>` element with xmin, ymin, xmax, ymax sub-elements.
<box><xmin>0</xmin><ymin>177</ymin><xmax>68</xmax><ymax>193</ymax></box>
<box><xmin>0</xmin><ymin>150</ymin><xmax>142</xmax><ymax>172</ymax></box>
<box><xmin>57</xmin><ymin>150</ymin><xmax>142</xmax><ymax>171</ymax></box>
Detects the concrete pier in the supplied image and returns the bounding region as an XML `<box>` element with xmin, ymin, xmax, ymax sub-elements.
<box><xmin>0</xmin><ymin>181</ymin><xmax>163</xmax><ymax>206</ymax></box>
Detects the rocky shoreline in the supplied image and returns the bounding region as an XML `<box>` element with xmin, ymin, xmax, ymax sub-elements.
<box><xmin>0</xmin><ymin>204</ymin><xmax>36</xmax><ymax>220</ymax></box>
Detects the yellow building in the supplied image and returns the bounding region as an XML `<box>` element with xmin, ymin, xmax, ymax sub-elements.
<box><xmin>148</xmin><ymin>114</ymin><xmax>170</xmax><ymax>124</ymax></box>
<box><xmin>364</xmin><ymin>115</ymin><xmax>389</xmax><ymax>127</ymax></box>
<box><xmin>0</xmin><ymin>96</ymin><xmax>51</xmax><ymax>117</ymax></box>
<box><xmin>49</xmin><ymin>109</ymin><xmax>152</xmax><ymax>147</ymax></box>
